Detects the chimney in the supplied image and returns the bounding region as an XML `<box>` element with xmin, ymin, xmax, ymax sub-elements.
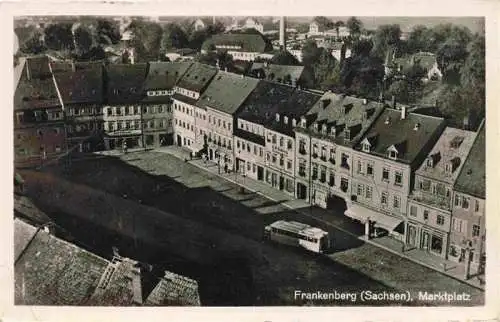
<box><xmin>131</xmin><ymin>263</ymin><xmax>143</xmax><ymax>305</ymax></box>
<box><xmin>401</xmin><ymin>105</ymin><xmax>407</xmax><ymax>120</ymax></box>
<box><xmin>391</xmin><ymin>95</ymin><xmax>396</xmax><ymax>109</ymax></box>
<box><xmin>279</xmin><ymin>16</ymin><xmax>286</xmax><ymax>50</ymax></box>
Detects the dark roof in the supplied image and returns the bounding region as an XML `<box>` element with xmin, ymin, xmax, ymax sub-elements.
<box><xmin>172</xmin><ymin>93</ymin><xmax>198</xmax><ymax>106</ymax></box>
<box><xmin>14</xmin><ymin>218</ymin><xmax>201</xmax><ymax>306</ymax></box>
<box><xmin>50</xmin><ymin>61</ymin><xmax>104</xmax><ymax>74</ymax></box>
<box><xmin>355</xmin><ymin>108</ymin><xmax>445</xmax><ymax>164</ymax></box>
<box><xmin>233</xmin><ymin>128</ymin><xmax>266</xmax><ymax>146</ymax></box>
<box><xmin>393</xmin><ymin>52</ymin><xmax>438</xmax><ymax>71</ymax></box>
<box><xmin>454</xmin><ymin>123</ymin><xmax>485</xmax><ymax>198</ymax></box>
<box><xmin>144</xmin><ymin>62</ymin><xmax>192</xmax><ymax>91</ymax></box>
<box><xmin>14</xmin><ymin>76</ymin><xmax>61</xmax><ymax>111</ymax></box>
<box><xmin>296</xmin><ymin>92</ymin><xmax>386</xmax><ymax>147</ymax></box>
<box><xmin>267</xmin><ymin>90</ymin><xmax>322</xmax><ymax>136</ymax></box>
<box><xmin>53</xmin><ymin>66</ymin><xmax>103</xmax><ymax>105</ymax></box>
<box><xmin>249</xmin><ymin>63</ymin><xmax>304</xmax><ymax>84</ymax></box>
<box><xmin>105</xmin><ymin>64</ymin><xmax>148</xmax><ymax>104</ymax></box>
<box><xmin>25</xmin><ymin>56</ymin><xmax>52</xmax><ymax>79</ymax></box>
<box><xmin>175</xmin><ymin>62</ymin><xmax>217</xmax><ymax>93</ymax></box>
<box><xmin>202</xmin><ymin>33</ymin><xmax>272</xmax><ymax>53</ymax></box>
<box><xmin>196</xmin><ymin>71</ymin><xmax>260</xmax><ymax>115</ymax></box>
<box><xmin>237</xmin><ymin>80</ymin><xmax>295</xmax><ymax>125</ymax></box>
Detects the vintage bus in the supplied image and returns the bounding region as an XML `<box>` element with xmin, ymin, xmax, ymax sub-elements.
<box><xmin>263</xmin><ymin>220</ymin><xmax>330</xmax><ymax>253</ymax></box>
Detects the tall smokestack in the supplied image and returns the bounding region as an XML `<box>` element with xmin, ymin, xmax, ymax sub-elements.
<box><xmin>279</xmin><ymin>16</ymin><xmax>286</xmax><ymax>50</ymax></box>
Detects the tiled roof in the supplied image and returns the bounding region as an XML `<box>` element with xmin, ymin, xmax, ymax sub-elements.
<box><xmin>202</xmin><ymin>33</ymin><xmax>272</xmax><ymax>53</ymax></box>
<box><xmin>196</xmin><ymin>71</ymin><xmax>260</xmax><ymax>115</ymax></box>
<box><xmin>454</xmin><ymin>122</ymin><xmax>485</xmax><ymax>198</ymax></box>
<box><xmin>296</xmin><ymin>92</ymin><xmax>386</xmax><ymax>147</ymax></box>
<box><xmin>25</xmin><ymin>56</ymin><xmax>52</xmax><ymax>79</ymax></box>
<box><xmin>415</xmin><ymin>127</ymin><xmax>476</xmax><ymax>184</ymax></box>
<box><xmin>237</xmin><ymin>80</ymin><xmax>295</xmax><ymax>125</ymax></box>
<box><xmin>53</xmin><ymin>66</ymin><xmax>103</xmax><ymax>105</ymax></box>
<box><xmin>249</xmin><ymin>63</ymin><xmax>304</xmax><ymax>84</ymax></box>
<box><xmin>105</xmin><ymin>64</ymin><xmax>148</xmax><ymax>104</ymax></box>
<box><xmin>266</xmin><ymin>90</ymin><xmax>322</xmax><ymax>136</ymax></box>
<box><xmin>50</xmin><ymin>61</ymin><xmax>104</xmax><ymax>74</ymax></box>
<box><xmin>355</xmin><ymin>108</ymin><xmax>446</xmax><ymax>164</ymax></box>
<box><xmin>175</xmin><ymin>62</ymin><xmax>218</xmax><ymax>93</ymax></box>
<box><xmin>393</xmin><ymin>52</ymin><xmax>438</xmax><ymax>71</ymax></box>
<box><xmin>15</xmin><ymin>223</ymin><xmax>108</xmax><ymax>305</ymax></box>
<box><xmin>144</xmin><ymin>62</ymin><xmax>192</xmax><ymax>91</ymax></box>
<box><xmin>14</xmin><ymin>77</ymin><xmax>61</xmax><ymax>110</ymax></box>
<box><xmin>14</xmin><ymin>219</ymin><xmax>202</xmax><ymax>306</ymax></box>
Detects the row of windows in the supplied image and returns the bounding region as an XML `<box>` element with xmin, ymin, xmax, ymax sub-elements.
<box><xmin>105</xmin><ymin>119</ymin><xmax>170</xmax><ymax>132</ymax></box>
<box><xmin>208</xmin><ymin>133</ymin><xmax>232</xmax><ymax>150</ymax></box>
<box><xmin>409</xmin><ymin>205</ymin><xmax>445</xmax><ymax>225</ymax></box>
<box><xmin>267</xmin><ymin>133</ymin><xmax>293</xmax><ymax>149</ymax></box>
<box><xmin>176</xmin><ymin>87</ymin><xmax>197</xmax><ymax>99</ymax></box>
<box><xmin>236</xmin><ymin>140</ymin><xmax>264</xmax><ymax>157</ymax></box>
<box><xmin>175</xmin><ymin>119</ymin><xmax>194</xmax><ymax>132</ymax></box>
<box><xmin>147</xmin><ymin>90</ymin><xmax>174</xmax><ymax>97</ymax></box>
<box><xmin>174</xmin><ymin>103</ymin><xmax>194</xmax><ymax>116</ymax></box>
<box><xmin>310</xmin><ymin>144</ymin><xmax>336</xmax><ymax>161</ymax></box>
<box><xmin>266</xmin><ymin>153</ymin><xmax>293</xmax><ymax>170</ymax></box>
<box><xmin>355</xmin><ymin>183</ymin><xmax>374</xmax><ymax>200</ymax></box>
<box><xmin>209</xmin><ymin>115</ymin><xmax>232</xmax><ymax>132</ymax></box>
<box><xmin>454</xmin><ymin>194</ymin><xmax>481</xmax><ymax>212</ymax></box>
<box><xmin>380</xmin><ymin>191</ymin><xmax>402</xmax><ymax>210</ymax></box>
<box><xmin>238</xmin><ymin>120</ymin><xmax>264</xmax><ymax>136</ymax></box>
<box><xmin>105</xmin><ymin>105</ymin><xmax>170</xmax><ymax>117</ymax></box>
<box><xmin>381</xmin><ymin>167</ymin><xmax>404</xmax><ymax>186</ymax></box>
<box><xmin>264</xmin><ymin>170</ymin><xmax>295</xmax><ymax>193</ymax></box>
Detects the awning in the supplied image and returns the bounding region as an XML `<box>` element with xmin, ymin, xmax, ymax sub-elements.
<box><xmin>345</xmin><ymin>204</ymin><xmax>403</xmax><ymax>231</ymax></box>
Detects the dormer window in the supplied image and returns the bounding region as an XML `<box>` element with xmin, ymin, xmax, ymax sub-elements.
<box><xmin>362</xmin><ymin>142</ymin><xmax>370</xmax><ymax>152</ymax></box>
<box><xmin>284</xmin><ymin>116</ymin><xmax>288</xmax><ymax>124</ymax></box>
<box><xmin>313</xmin><ymin>122</ymin><xmax>319</xmax><ymax>132</ymax></box>
<box><xmin>292</xmin><ymin>118</ymin><xmax>297</xmax><ymax>127</ymax></box>
<box><xmin>301</xmin><ymin>117</ymin><xmax>306</xmax><ymax>128</ymax></box>
<box><xmin>445</xmin><ymin>162</ymin><xmax>452</xmax><ymax>173</ymax></box>
<box><xmin>426</xmin><ymin>158</ymin><xmax>433</xmax><ymax>168</ymax></box>
<box><xmin>331</xmin><ymin>127</ymin><xmax>336</xmax><ymax>137</ymax></box>
<box><xmin>322</xmin><ymin>124</ymin><xmax>327</xmax><ymax>134</ymax></box>
<box><xmin>275</xmin><ymin>113</ymin><xmax>280</xmax><ymax>122</ymax></box>
<box><xmin>389</xmin><ymin>150</ymin><xmax>397</xmax><ymax>160</ymax></box>
<box><xmin>344</xmin><ymin>129</ymin><xmax>351</xmax><ymax>141</ymax></box>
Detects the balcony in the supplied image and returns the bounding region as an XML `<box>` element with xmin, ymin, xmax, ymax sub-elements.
<box><xmin>411</xmin><ymin>191</ymin><xmax>451</xmax><ymax>210</ymax></box>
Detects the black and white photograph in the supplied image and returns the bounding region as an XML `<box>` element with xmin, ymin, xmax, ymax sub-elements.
<box><xmin>5</xmin><ymin>0</ymin><xmax>498</xmax><ymax>319</ymax></box>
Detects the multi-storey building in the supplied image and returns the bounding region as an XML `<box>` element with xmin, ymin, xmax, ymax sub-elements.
<box><xmin>141</xmin><ymin>62</ymin><xmax>192</xmax><ymax>147</ymax></box>
<box><xmin>195</xmin><ymin>71</ymin><xmax>259</xmax><ymax>171</ymax></box>
<box><xmin>348</xmin><ymin>108</ymin><xmax>446</xmax><ymax>241</ymax></box>
<box><xmin>103</xmin><ymin>64</ymin><xmax>148</xmax><ymax>150</ymax></box>
<box><xmin>262</xmin><ymin>90</ymin><xmax>321</xmax><ymax>196</ymax></box>
<box><xmin>14</xmin><ymin>56</ymin><xmax>66</xmax><ymax>168</ymax></box>
<box><xmin>449</xmin><ymin>122</ymin><xmax>485</xmax><ymax>274</ymax></box>
<box><xmin>52</xmin><ymin>61</ymin><xmax>104</xmax><ymax>152</ymax></box>
<box><xmin>294</xmin><ymin>93</ymin><xmax>385</xmax><ymax>207</ymax></box>
<box><xmin>172</xmin><ymin>62</ymin><xmax>217</xmax><ymax>154</ymax></box>
<box><xmin>235</xmin><ymin>81</ymin><xmax>295</xmax><ymax>184</ymax></box>
<box><xmin>406</xmin><ymin>127</ymin><xmax>476</xmax><ymax>258</ymax></box>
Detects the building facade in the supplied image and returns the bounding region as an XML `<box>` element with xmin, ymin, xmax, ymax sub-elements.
<box><xmin>449</xmin><ymin>123</ymin><xmax>486</xmax><ymax>274</ymax></box>
<box><xmin>406</xmin><ymin>127</ymin><xmax>476</xmax><ymax>259</ymax></box>
<box><xmin>103</xmin><ymin>64</ymin><xmax>148</xmax><ymax>150</ymax></box>
<box><xmin>348</xmin><ymin>108</ymin><xmax>446</xmax><ymax>241</ymax></box>
<box><xmin>14</xmin><ymin>56</ymin><xmax>66</xmax><ymax>168</ymax></box>
<box><xmin>172</xmin><ymin>63</ymin><xmax>217</xmax><ymax>154</ymax></box>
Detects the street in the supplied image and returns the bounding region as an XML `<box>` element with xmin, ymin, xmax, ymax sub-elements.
<box><xmin>26</xmin><ymin>150</ymin><xmax>484</xmax><ymax>306</ymax></box>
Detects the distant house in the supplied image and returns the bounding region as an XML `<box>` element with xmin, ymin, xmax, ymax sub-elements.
<box><xmin>248</xmin><ymin>62</ymin><xmax>305</xmax><ymax>87</ymax></box>
<box><xmin>309</xmin><ymin>19</ymin><xmax>327</xmax><ymax>35</ymax></box>
<box><xmin>330</xmin><ymin>42</ymin><xmax>351</xmax><ymax>62</ymax></box>
<box><xmin>392</xmin><ymin>52</ymin><xmax>443</xmax><ymax>81</ymax></box>
<box><xmin>193</xmin><ymin>18</ymin><xmax>215</xmax><ymax>31</ymax></box>
<box><xmin>201</xmin><ymin>33</ymin><xmax>273</xmax><ymax>61</ymax></box>
<box><xmin>243</xmin><ymin>18</ymin><xmax>264</xmax><ymax>33</ymax></box>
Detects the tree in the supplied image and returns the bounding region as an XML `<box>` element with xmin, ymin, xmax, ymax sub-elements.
<box><xmin>460</xmin><ymin>35</ymin><xmax>485</xmax><ymax>88</ymax></box>
<box><xmin>313</xmin><ymin>16</ymin><xmax>334</xmax><ymax>29</ymax></box>
<box><xmin>160</xmin><ymin>23</ymin><xmax>189</xmax><ymax>51</ymax></box>
<box><xmin>96</xmin><ymin>19</ymin><xmax>121</xmax><ymax>45</ymax></box>
<box><xmin>436</xmin><ymin>39</ymin><xmax>468</xmax><ymax>84</ymax></box>
<box><xmin>188</xmin><ymin>21</ymin><xmax>225</xmax><ymax>51</ymax></box>
<box><xmin>196</xmin><ymin>50</ymin><xmax>234</xmax><ymax>71</ymax></box>
<box><xmin>407</xmin><ymin>25</ymin><xmax>432</xmax><ymax>53</ymax></box>
<box><xmin>296</xmin><ymin>23</ymin><xmax>309</xmax><ymax>33</ymax></box>
<box><xmin>128</xmin><ymin>20</ymin><xmax>164</xmax><ymax>62</ymax></box>
<box><xmin>270</xmin><ymin>51</ymin><xmax>301</xmax><ymax>65</ymax></box>
<box><xmin>388</xmin><ymin>79</ymin><xmax>410</xmax><ymax>103</ymax></box>
<box><xmin>346</xmin><ymin>17</ymin><xmax>363</xmax><ymax>37</ymax></box>
<box><xmin>73</xmin><ymin>26</ymin><xmax>95</xmax><ymax>58</ymax></box>
<box><xmin>372</xmin><ymin>24</ymin><xmax>401</xmax><ymax>58</ymax></box>
<box><xmin>341</xmin><ymin>54</ymin><xmax>384</xmax><ymax>99</ymax></box>
<box><xmin>44</xmin><ymin>23</ymin><xmax>74</xmax><ymax>51</ymax></box>
<box><xmin>19</xmin><ymin>31</ymin><xmax>46</xmax><ymax>54</ymax></box>
<box><xmin>334</xmin><ymin>20</ymin><xmax>345</xmax><ymax>39</ymax></box>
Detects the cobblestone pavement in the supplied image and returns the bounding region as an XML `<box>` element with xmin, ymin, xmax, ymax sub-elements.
<box><xmin>32</xmin><ymin>150</ymin><xmax>484</xmax><ymax>306</ymax></box>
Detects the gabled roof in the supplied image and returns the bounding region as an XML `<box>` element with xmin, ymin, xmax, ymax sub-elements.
<box><xmin>249</xmin><ymin>63</ymin><xmax>304</xmax><ymax>84</ymax></box>
<box><xmin>356</xmin><ymin>108</ymin><xmax>445</xmax><ymax>164</ymax></box>
<box><xmin>415</xmin><ymin>127</ymin><xmax>476</xmax><ymax>184</ymax></box>
<box><xmin>266</xmin><ymin>90</ymin><xmax>322</xmax><ymax>136</ymax></box>
<box><xmin>202</xmin><ymin>33</ymin><xmax>272</xmax><ymax>53</ymax></box>
<box><xmin>14</xmin><ymin>77</ymin><xmax>61</xmax><ymax>111</ymax></box>
<box><xmin>454</xmin><ymin>122</ymin><xmax>485</xmax><ymax>199</ymax></box>
<box><xmin>53</xmin><ymin>66</ymin><xmax>103</xmax><ymax>105</ymax></box>
<box><xmin>25</xmin><ymin>55</ymin><xmax>52</xmax><ymax>79</ymax></box>
<box><xmin>144</xmin><ymin>62</ymin><xmax>192</xmax><ymax>91</ymax></box>
<box><xmin>105</xmin><ymin>64</ymin><xmax>148</xmax><ymax>104</ymax></box>
<box><xmin>196</xmin><ymin>71</ymin><xmax>260</xmax><ymax>115</ymax></box>
<box><xmin>236</xmin><ymin>80</ymin><xmax>295</xmax><ymax>125</ymax></box>
<box><xmin>393</xmin><ymin>52</ymin><xmax>438</xmax><ymax>71</ymax></box>
<box><xmin>296</xmin><ymin>92</ymin><xmax>386</xmax><ymax>147</ymax></box>
<box><xmin>175</xmin><ymin>62</ymin><xmax>218</xmax><ymax>93</ymax></box>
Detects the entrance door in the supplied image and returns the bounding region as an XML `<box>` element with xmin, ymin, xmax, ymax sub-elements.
<box><xmin>209</xmin><ymin>149</ymin><xmax>213</xmax><ymax>160</ymax></box>
<box><xmin>297</xmin><ymin>183</ymin><xmax>307</xmax><ymax>200</ymax></box>
<box><xmin>420</xmin><ymin>231</ymin><xmax>430</xmax><ymax>251</ymax></box>
<box><xmin>279</xmin><ymin>176</ymin><xmax>284</xmax><ymax>190</ymax></box>
<box><xmin>407</xmin><ymin>225</ymin><xmax>417</xmax><ymax>246</ymax></box>
<box><xmin>257</xmin><ymin>166</ymin><xmax>264</xmax><ymax>181</ymax></box>
<box><xmin>177</xmin><ymin>135</ymin><xmax>182</xmax><ymax>146</ymax></box>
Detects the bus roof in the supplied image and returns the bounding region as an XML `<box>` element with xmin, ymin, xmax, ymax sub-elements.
<box><xmin>267</xmin><ymin>220</ymin><xmax>327</xmax><ymax>237</ymax></box>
